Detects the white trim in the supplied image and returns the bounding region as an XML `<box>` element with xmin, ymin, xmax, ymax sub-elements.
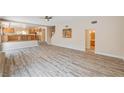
<box><xmin>51</xmin><ymin>43</ymin><xmax>85</xmax><ymax>51</ymax></box>
<box><xmin>96</xmin><ymin>51</ymin><xmax>123</xmax><ymax>60</ymax></box>
<box><xmin>50</xmin><ymin>44</ymin><xmax>124</xmax><ymax>60</ymax></box>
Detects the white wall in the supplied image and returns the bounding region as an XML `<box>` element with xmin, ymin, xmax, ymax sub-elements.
<box><xmin>51</xmin><ymin>16</ymin><xmax>124</xmax><ymax>59</ymax></box>
<box><xmin>95</xmin><ymin>17</ymin><xmax>124</xmax><ymax>59</ymax></box>
<box><xmin>51</xmin><ymin>23</ymin><xmax>84</xmax><ymax>51</ymax></box>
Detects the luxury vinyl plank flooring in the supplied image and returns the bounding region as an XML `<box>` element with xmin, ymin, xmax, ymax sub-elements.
<box><xmin>3</xmin><ymin>44</ymin><xmax>124</xmax><ymax>77</ymax></box>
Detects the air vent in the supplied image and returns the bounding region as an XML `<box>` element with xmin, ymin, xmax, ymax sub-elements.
<box><xmin>91</xmin><ymin>21</ymin><xmax>97</xmax><ymax>24</ymax></box>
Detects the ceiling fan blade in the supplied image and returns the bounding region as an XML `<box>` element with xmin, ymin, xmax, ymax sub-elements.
<box><xmin>40</xmin><ymin>16</ymin><xmax>52</xmax><ymax>21</ymax></box>
<box><xmin>49</xmin><ymin>16</ymin><xmax>52</xmax><ymax>19</ymax></box>
<box><xmin>45</xmin><ymin>16</ymin><xmax>48</xmax><ymax>19</ymax></box>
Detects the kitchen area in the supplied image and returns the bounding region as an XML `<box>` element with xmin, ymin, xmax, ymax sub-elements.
<box><xmin>0</xmin><ymin>21</ymin><xmax>47</xmax><ymax>50</ymax></box>
<box><xmin>0</xmin><ymin>19</ymin><xmax>55</xmax><ymax>76</ymax></box>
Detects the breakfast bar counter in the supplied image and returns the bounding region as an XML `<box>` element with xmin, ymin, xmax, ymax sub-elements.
<box><xmin>2</xmin><ymin>34</ymin><xmax>38</xmax><ymax>42</ymax></box>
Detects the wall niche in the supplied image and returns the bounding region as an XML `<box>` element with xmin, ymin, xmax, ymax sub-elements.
<box><xmin>63</xmin><ymin>25</ymin><xmax>72</xmax><ymax>38</ymax></box>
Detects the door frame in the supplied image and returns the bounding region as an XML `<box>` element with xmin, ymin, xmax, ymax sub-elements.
<box><xmin>84</xmin><ymin>29</ymin><xmax>96</xmax><ymax>52</ymax></box>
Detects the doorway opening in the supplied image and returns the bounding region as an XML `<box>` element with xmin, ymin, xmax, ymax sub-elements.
<box><xmin>85</xmin><ymin>29</ymin><xmax>95</xmax><ymax>53</ymax></box>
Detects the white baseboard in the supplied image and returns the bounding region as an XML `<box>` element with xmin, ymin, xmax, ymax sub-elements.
<box><xmin>51</xmin><ymin>43</ymin><xmax>85</xmax><ymax>51</ymax></box>
<box><xmin>96</xmin><ymin>51</ymin><xmax>123</xmax><ymax>60</ymax></box>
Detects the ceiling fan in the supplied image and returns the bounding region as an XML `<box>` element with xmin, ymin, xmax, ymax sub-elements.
<box><xmin>41</xmin><ymin>16</ymin><xmax>52</xmax><ymax>21</ymax></box>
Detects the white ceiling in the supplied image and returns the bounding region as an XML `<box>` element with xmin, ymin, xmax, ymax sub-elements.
<box><xmin>0</xmin><ymin>16</ymin><xmax>89</xmax><ymax>25</ymax></box>
<box><xmin>0</xmin><ymin>16</ymin><xmax>98</xmax><ymax>27</ymax></box>
<box><xmin>0</xmin><ymin>16</ymin><xmax>51</xmax><ymax>25</ymax></box>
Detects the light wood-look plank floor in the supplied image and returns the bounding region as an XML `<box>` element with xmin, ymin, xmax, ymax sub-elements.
<box><xmin>3</xmin><ymin>44</ymin><xmax>124</xmax><ymax>77</ymax></box>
